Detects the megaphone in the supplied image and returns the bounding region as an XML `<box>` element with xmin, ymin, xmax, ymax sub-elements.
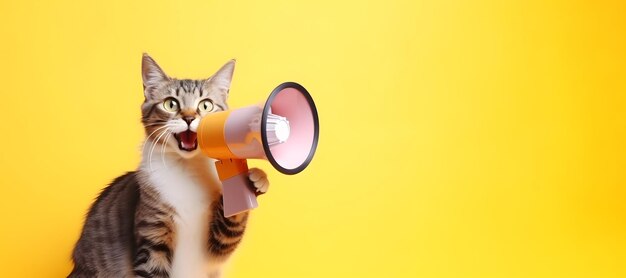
<box><xmin>198</xmin><ymin>82</ymin><xmax>319</xmax><ymax>217</ymax></box>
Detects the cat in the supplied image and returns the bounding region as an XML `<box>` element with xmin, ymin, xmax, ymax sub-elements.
<box><xmin>68</xmin><ymin>54</ymin><xmax>269</xmax><ymax>278</ymax></box>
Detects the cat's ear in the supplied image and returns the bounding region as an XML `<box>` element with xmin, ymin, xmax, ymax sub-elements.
<box><xmin>206</xmin><ymin>59</ymin><xmax>236</xmax><ymax>93</ymax></box>
<box><xmin>141</xmin><ymin>53</ymin><xmax>169</xmax><ymax>94</ymax></box>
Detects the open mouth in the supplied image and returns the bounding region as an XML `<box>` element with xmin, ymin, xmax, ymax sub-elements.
<box><xmin>174</xmin><ymin>130</ymin><xmax>198</xmax><ymax>152</ymax></box>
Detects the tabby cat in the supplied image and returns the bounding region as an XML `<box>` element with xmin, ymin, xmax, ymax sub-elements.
<box><xmin>69</xmin><ymin>54</ymin><xmax>269</xmax><ymax>278</ymax></box>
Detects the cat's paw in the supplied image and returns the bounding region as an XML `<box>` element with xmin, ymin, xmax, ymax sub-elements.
<box><xmin>248</xmin><ymin>168</ymin><xmax>269</xmax><ymax>194</ymax></box>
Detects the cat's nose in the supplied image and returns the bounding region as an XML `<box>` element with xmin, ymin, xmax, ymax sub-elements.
<box><xmin>183</xmin><ymin>117</ymin><xmax>195</xmax><ymax>126</ymax></box>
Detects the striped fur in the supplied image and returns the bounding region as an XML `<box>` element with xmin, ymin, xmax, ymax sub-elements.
<box><xmin>69</xmin><ymin>54</ymin><xmax>268</xmax><ymax>278</ymax></box>
<box><xmin>208</xmin><ymin>198</ymin><xmax>249</xmax><ymax>258</ymax></box>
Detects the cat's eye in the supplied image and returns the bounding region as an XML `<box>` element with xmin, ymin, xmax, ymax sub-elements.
<box><xmin>198</xmin><ymin>99</ymin><xmax>214</xmax><ymax>112</ymax></box>
<box><xmin>163</xmin><ymin>98</ymin><xmax>180</xmax><ymax>112</ymax></box>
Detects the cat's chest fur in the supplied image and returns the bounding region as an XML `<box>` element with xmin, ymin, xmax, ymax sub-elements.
<box><xmin>141</xmin><ymin>154</ymin><xmax>222</xmax><ymax>277</ymax></box>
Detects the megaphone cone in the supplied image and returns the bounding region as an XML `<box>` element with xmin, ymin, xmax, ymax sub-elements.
<box><xmin>198</xmin><ymin>82</ymin><xmax>319</xmax><ymax>217</ymax></box>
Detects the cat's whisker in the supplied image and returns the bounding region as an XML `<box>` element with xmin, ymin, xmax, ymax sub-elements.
<box><xmin>148</xmin><ymin>129</ymin><xmax>168</xmax><ymax>171</ymax></box>
<box><xmin>146</xmin><ymin>128</ymin><xmax>167</xmax><ymax>171</ymax></box>
<box><xmin>161</xmin><ymin>131</ymin><xmax>172</xmax><ymax>168</ymax></box>
<box><xmin>142</xmin><ymin>125</ymin><xmax>169</xmax><ymax>148</ymax></box>
<box><xmin>141</xmin><ymin>125</ymin><xmax>173</xmax><ymax>155</ymax></box>
<box><xmin>149</xmin><ymin>129</ymin><xmax>170</xmax><ymax>172</ymax></box>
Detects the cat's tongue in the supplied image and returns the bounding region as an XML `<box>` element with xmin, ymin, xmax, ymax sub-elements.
<box><xmin>179</xmin><ymin>130</ymin><xmax>197</xmax><ymax>150</ymax></box>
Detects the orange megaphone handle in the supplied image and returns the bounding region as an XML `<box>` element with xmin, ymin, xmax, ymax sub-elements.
<box><xmin>215</xmin><ymin>159</ymin><xmax>259</xmax><ymax>217</ymax></box>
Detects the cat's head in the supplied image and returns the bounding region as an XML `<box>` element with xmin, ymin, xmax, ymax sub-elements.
<box><xmin>140</xmin><ymin>53</ymin><xmax>234</xmax><ymax>159</ymax></box>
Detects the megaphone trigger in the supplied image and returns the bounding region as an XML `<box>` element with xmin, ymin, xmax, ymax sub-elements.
<box><xmin>215</xmin><ymin>159</ymin><xmax>259</xmax><ymax>217</ymax></box>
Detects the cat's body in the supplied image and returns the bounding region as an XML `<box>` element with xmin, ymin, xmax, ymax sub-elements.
<box><xmin>69</xmin><ymin>54</ymin><xmax>268</xmax><ymax>278</ymax></box>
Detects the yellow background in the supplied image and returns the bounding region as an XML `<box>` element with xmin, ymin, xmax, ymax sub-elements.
<box><xmin>0</xmin><ymin>0</ymin><xmax>624</xmax><ymax>277</ymax></box>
